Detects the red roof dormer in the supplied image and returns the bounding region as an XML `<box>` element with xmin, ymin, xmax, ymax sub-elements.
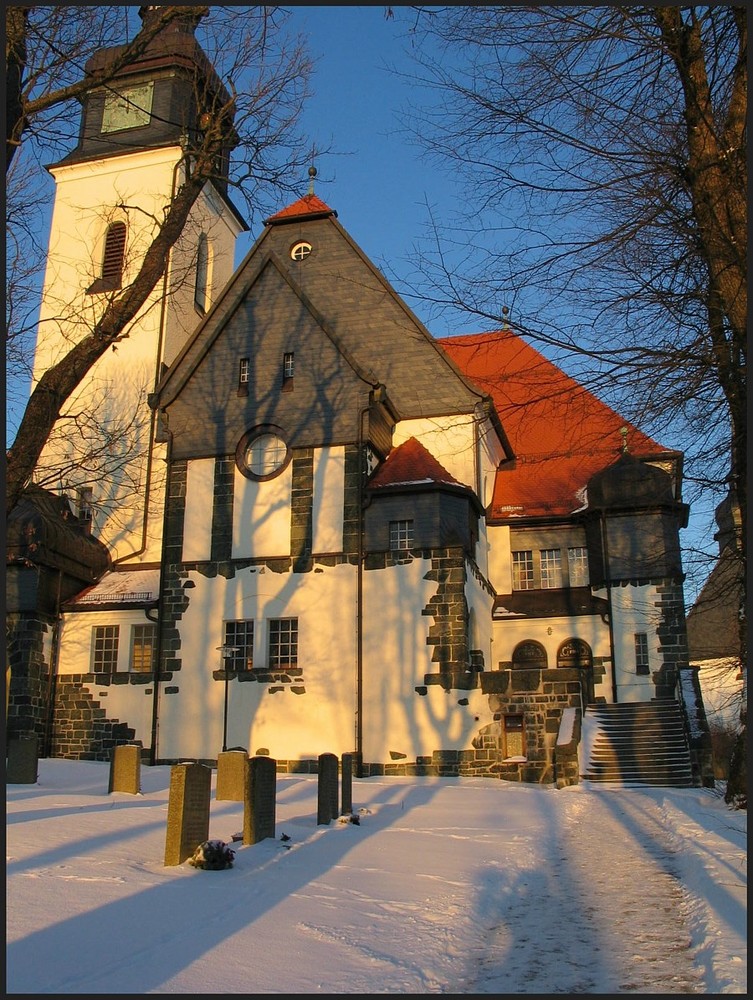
<box><xmin>264</xmin><ymin>193</ymin><xmax>336</xmax><ymax>225</ymax></box>
<box><xmin>368</xmin><ymin>437</ymin><xmax>464</xmax><ymax>490</ymax></box>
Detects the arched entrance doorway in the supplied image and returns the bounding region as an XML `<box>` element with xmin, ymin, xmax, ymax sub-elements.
<box><xmin>557</xmin><ymin>638</ymin><xmax>594</xmax><ymax>704</ymax></box>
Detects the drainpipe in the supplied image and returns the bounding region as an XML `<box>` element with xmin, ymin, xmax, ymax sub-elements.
<box><xmin>600</xmin><ymin>511</ymin><xmax>618</xmax><ymax>704</ymax></box>
<box><xmin>355</xmin><ymin>400</ymin><xmax>369</xmax><ymax>778</ymax></box>
<box><xmin>148</xmin><ymin>422</ymin><xmax>174</xmax><ymax>765</ymax></box>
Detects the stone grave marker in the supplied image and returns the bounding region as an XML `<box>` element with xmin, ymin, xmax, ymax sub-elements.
<box><xmin>216</xmin><ymin>749</ymin><xmax>248</xmax><ymax>801</ymax></box>
<box><xmin>317</xmin><ymin>752</ymin><xmax>339</xmax><ymax>825</ymax></box>
<box><xmin>164</xmin><ymin>762</ymin><xmax>211</xmax><ymax>866</ymax></box>
<box><xmin>108</xmin><ymin>743</ymin><xmax>141</xmax><ymax>794</ymax></box>
<box><xmin>6</xmin><ymin>735</ymin><xmax>38</xmax><ymax>785</ymax></box>
<box><xmin>341</xmin><ymin>752</ymin><xmax>353</xmax><ymax>815</ymax></box>
<box><xmin>243</xmin><ymin>755</ymin><xmax>277</xmax><ymax>845</ymax></box>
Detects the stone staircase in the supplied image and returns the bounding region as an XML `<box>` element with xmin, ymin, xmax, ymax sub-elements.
<box><xmin>580</xmin><ymin>701</ymin><xmax>694</xmax><ymax>787</ymax></box>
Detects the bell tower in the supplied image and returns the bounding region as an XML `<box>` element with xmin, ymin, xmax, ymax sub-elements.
<box><xmin>31</xmin><ymin>6</ymin><xmax>246</xmax><ymax>564</ymax></box>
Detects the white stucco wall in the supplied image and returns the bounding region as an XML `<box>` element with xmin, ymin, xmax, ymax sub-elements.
<box><xmin>232</xmin><ymin>465</ymin><xmax>292</xmax><ymax>558</ymax></box>
<box><xmin>157</xmin><ymin>562</ymin><xmax>358</xmax><ymax>760</ymax></box>
<box><xmin>183</xmin><ymin>458</ymin><xmax>216</xmax><ymax>561</ymax></box>
<box><xmin>486</xmin><ymin>523</ymin><xmax>512</xmax><ymax>595</ymax></box>
<box><xmin>605</xmin><ymin>583</ymin><xmax>665</xmax><ymax>702</ymax></box>
<box><xmin>393</xmin><ymin>415</ymin><xmax>477</xmax><ymax>490</ymax></box>
<box><xmin>33</xmin><ymin>148</ymin><xmax>241</xmax><ymax>564</ymax></box>
<box><xmin>311</xmin><ymin>446</ymin><xmax>345</xmax><ymax>553</ymax></box>
<box><xmin>361</xmin><ymin>558</ymin><xmax>493</xmax><ymax>763</ymax></box>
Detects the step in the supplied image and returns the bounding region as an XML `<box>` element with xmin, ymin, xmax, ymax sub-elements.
<box><xmin>581</xmin><ymin>700</ymin><xmax>694</xmax><ymax>788</ymax></box>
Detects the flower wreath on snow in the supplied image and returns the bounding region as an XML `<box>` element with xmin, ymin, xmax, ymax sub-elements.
<box><xmin>188</xmin><ymin>839</ymin><xmax>236</xmax><ymax>870</ymax></box>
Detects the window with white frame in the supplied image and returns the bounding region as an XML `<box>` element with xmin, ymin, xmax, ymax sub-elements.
<box><xmin>92</xmin><ymin>625</ymin><xmax>119</xmax><ymax>673</ymax></box>
<box><xmin>540</xmin><ymin>548</ymin><xmax>563</xmax><ymax>589</ymax></box>
<box><xmin>238</xmin><ymin>357</ymin><xmax>250</xmax><ymax>394</ymax></box>
<box><xmin>223</xmin><ymin>620</ymin><xmax>254</xmax><ymax>670</ymax></box>
<box><xmin>282</xmin><ymin>351</ymin><xmax>295</xmax><ymax>389</ymax></box>
<box><xmin>130</xmin><ymin>624</ymin><xmax>157</xmax><ymax>672</ymax></box>
<box><xmin>512</xmin><ymin>550</ymin><xmax>535</xmax><ymax>590</ymax></box>
<box><xmin>389</xmin><ymin>519</ymin><xmax>414</xmax><ymax>552</ymax></box>
<box><xmin>568</xmin><ymin>546</ymin><xmax>589</xmax><ymax>586</ymax></box>
<box><xmin>268</xmin><ymin>617</ymin><xmax>298</xmax><ymax>668</ymax></box>
<box><xmin>634</xmin><ymin>632</ymin><xmax>650</xmax><ymax>675</ymax></box>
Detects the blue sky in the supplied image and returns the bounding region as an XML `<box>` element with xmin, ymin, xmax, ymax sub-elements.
<box><xmin>239</xmin><ymin>5</ymin><xmax>471</xmax><ymax>336</ymax></box>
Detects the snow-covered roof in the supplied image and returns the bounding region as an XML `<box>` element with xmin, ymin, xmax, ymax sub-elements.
<box><xmin>64</xmin><ymin>568</ymin><xmax>160</xmax><ymax>607</ymax></box>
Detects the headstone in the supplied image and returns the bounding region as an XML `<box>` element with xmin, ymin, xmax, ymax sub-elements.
<box><xmin>317</xmin><ymin>752</ymin><xmax>339</xmax><ymax>825</ymax></box>
<box><xmin>6</xmin><ymin>735</ymin><xmax>38</xmax><ymax>785</ymax></box>
<box><xmin>216</xmin><ymin>749</ymin><xmax>248</xmax><ymax>801</ymax></box>
<box><xmin>243</xmin><ymin>755</ymin><xmax>276</xmax><ymax>845</ymax></box>
<box><xmin>341</xmin><ymin>752</ymin><xmax>353</xmax><ymax>815</ymax></box>
<box><xmin>164</xmin><ymin>762</ymin><xmax>211</xmax><ymax>866</ymax></box>
<box><xmin>108</xmin><ymin>743</ymin><xmax>141</xmax><ymax>794</ymax></box>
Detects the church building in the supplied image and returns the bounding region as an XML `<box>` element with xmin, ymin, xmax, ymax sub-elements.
<box><xmin>6</xmin><ymin>8</ymin><xmax>713</xmax><ymax>786</ymax></box>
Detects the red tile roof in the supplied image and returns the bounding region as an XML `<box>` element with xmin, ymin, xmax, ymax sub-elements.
<box><xmin>265</xmin><ymin>193</ymin><xmax>336</xmax><ymax>224</ymax></box>
<box><xmin>368</xmin><ymin>437</ymin><xmax>465</xmax><ymax>490</ymax></box>
<box><xmin>439</xmin><ymin>330</ymin><xmax>671</xmax><ymax>520</ymax></box>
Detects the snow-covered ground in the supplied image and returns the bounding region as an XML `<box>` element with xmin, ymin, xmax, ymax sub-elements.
<box><xmin>6</xmin><ymin>760</ymin><xmax>747</xmax><ymax>994</ymax></box>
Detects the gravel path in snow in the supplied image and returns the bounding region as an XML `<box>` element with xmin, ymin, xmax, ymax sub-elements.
<box><xmin>460</xmin><ymin>786</ymin><xmax>703</xmax><ymax>994</ymax></box>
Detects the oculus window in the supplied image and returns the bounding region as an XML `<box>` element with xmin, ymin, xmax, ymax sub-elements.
<box><xmin>236</xmin><ymin>426</ymin><xmax>290</xmax><ymax>480</ymax></box>
<box><xmin>290</xmin><ymin>241</ymin><xmax>312</xmax><ymax>261</ymax></box>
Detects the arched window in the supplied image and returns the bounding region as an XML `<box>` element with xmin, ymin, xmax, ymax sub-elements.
<box><xmin>511</xmin><ymin>640</ymin><xmax>547</xmax><ymax>669</ymax></box>
<box><xmin>194</xmin><ymin>233</ymin><xmax>210</xmax><ymax>314</ymax></box>
<box><xmin>88</xmin><ymin>221</ymin><xmax>126</xmax><ymax>293</ymax></box>
<box><xmin>556</xmin><ymin>638</ymin><xmax>592</xmax><ymax>669</ymax></box>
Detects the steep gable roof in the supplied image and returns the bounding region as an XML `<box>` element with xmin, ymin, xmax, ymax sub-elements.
<box><xmin>439</xmin><ymin>330</ymin><xmax>678</xmax><ymax>521</ymax></box>
<box><xmin>157</xmin><ymin>193</ymin><xmax>493</xmax><ymax>426</ymax></box>
<box><xmin>368</xmin><ymin>437</ymin><xmax>464</xmax><ymax>490</ymax></box>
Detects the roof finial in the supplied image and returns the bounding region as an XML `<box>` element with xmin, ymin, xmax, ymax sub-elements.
<box><xmin>620</xmin><ymin>426</ymin><xmax>629</xmax><ymax>453</ymax></box>
<box><xmin>501</xmin><ymin>305</ymin><xmax>510</xmax><ymax>330</ymax></box>
<box><xmin>308</xmin><ymin>164</ymin><xmax>317</xmax><ymax>196</ymax></box>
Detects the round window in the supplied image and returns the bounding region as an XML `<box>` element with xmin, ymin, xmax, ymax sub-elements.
<box><xmin>290</xmin><ymin>241</ymin><xmax>312</xmax><ymax>261</ymax></box>
<box><xmin>236</xmin><ymin>427</ymin><xmax>290</xmax><ymax>480</ymax></box>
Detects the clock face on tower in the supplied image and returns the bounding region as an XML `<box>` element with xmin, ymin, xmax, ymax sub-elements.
<box><xmin>101</xmin><ymin>82</ymin><xmax>154</xmax><ymax>133</ymax></box>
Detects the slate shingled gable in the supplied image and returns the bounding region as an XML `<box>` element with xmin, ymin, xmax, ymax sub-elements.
<box><xmin>155</xmin><ymin>196</ymin><xmax>497</xmax><ymax>439</ymax></box>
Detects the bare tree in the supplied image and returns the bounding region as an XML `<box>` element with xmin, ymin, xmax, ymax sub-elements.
<box><xmin>5</xmin><ymin>5</ymin><xmax>315</xmax><ymax>518</ymax></box>
<box><xmin>393</xmin><ymin>6</ymin><xmax>746</xmax><ymax>802</ymax></box>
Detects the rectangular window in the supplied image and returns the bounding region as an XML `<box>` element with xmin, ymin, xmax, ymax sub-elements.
<box><xmin>503</xmin><ymin>715</ymin><xmax>526</xmax><ymax>759</ymax></box>
<box><xmin>223</xmin><ymin>620</ymin><xmax>254</xmax><ymax>670</ymax></box>
<box><xmin>92</xmin><ymin>625</ymin><xmax>119</xmax><ymax>673</ymax></box>
<box><xmin>389</xmin><ymin>519</ymin><xmax>414</xmax><ymax>551</ymax></box>
<box><xmin>540</xmin><ymin>548</ymin><xmax>562</xmax><ymax>589</ymax></box>
<box><xmin>512</xmin><ymin>550</ymin><xmax>534</xmax><ymax>590</ymax></box>
<box><xmin>268</xmin><ymin>617</ymin><xmax>298</xmax><ymax>668</ymax></box>
<box><xmin>130</xmin><ymin>624</ymin><xmax>158</xmax><ymax>672</ymax></box>
<box><xmin>238</xmin><ymin>357</ymin><xmax>250</xmax><ymax>395</ymax></box>
<box><xmin>282</xmin><ymin>351</ymin><xmax>295</xmax><ymax>387</ymax></box>
<box><xmin>635</xmin><ymin>632</ymin><xmax>650</xmax><ymax>675</ymax></box>
<box><xmin>568</xmin><ymin>546</ymin><xmax>589</xmax><ymax>587</ymax></box>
